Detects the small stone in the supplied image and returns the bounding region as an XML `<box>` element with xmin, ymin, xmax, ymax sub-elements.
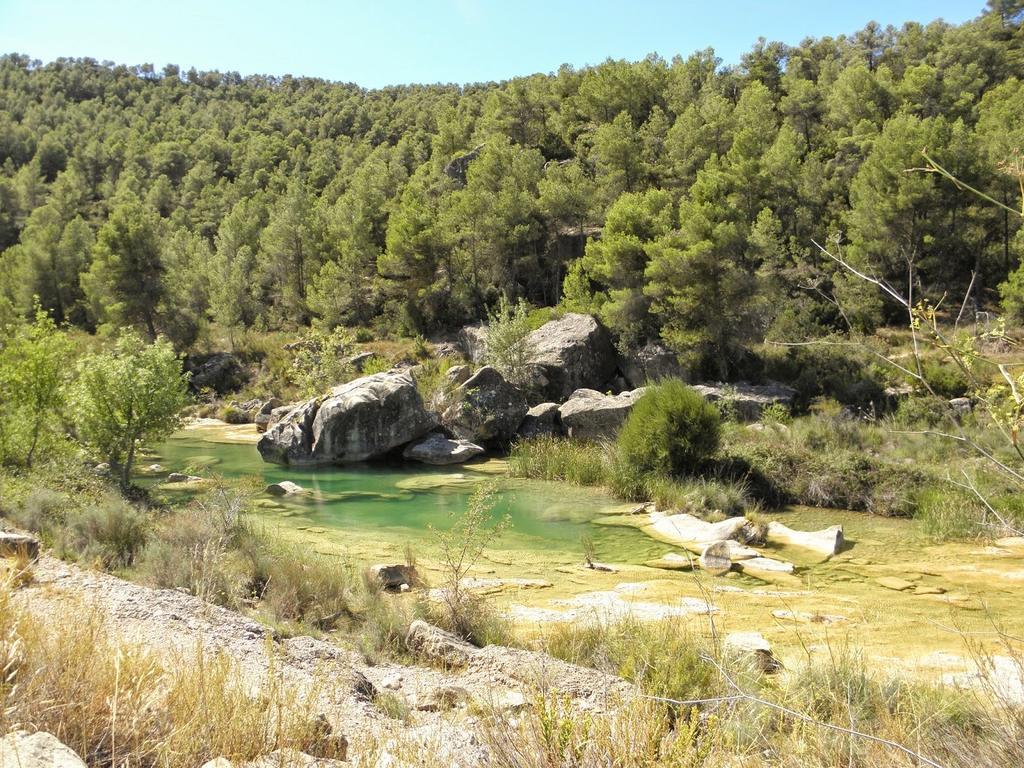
<box><xmin>772</xmin><ymin>609</ymin><xmax>847</xmax><ymax>625</ymax></box>
<box><xmin>265</xmin><ymin>480</ymin><xmax>306</xmax><ymax>496</ymax></box>
<box><xmin>876</xmin><ymin>576</ymin><xmax>916</xmax><ymax>592</ymax></box>
<box><xmin>380</xmin><ymin>672</ymin><xmax>403</xmax><ymax>690</ymax></box>
<box><xmin>167</xmin><ymin>472</ymin><xmax>202</xmax><ymax>483</ymax></box>
<box><xmin>367</xmin><ymin>564</ymin><xmax>418</xmax><ymax>590</ymax></box>
<box><xmin>699</xmin><ymin>541</ymin><xmax>733</xmax><ymax>576</ymax></box>
<box><xmin>913</xmin><ymin>585</ymin><xmax>947</xmax><ymax>595</ymax></box>
<box><xmin>724</xmin><ymin>631</ymin><xmax>782</xmax><ymax>673</ymax></box>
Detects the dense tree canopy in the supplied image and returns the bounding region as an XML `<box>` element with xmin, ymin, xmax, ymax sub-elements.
<box><xmin>1</xmin><ymin>5</ymin><xmax>1023</xmax><ymax>376</ymax></box>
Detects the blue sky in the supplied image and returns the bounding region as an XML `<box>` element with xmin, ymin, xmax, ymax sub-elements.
<box><xmin>0</xmin><ymin>1</ymin><xmax>983</xmax><ymax>88</ymax></box>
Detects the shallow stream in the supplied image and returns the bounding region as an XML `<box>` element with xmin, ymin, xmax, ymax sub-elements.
<box><xmin>150</xmin><ymin>422</ymin><xmax>1024</xmax><ymax>685</ymax></box>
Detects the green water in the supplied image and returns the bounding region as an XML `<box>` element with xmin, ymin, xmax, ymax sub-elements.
<box><xmin>151</xmin><ymin>430</ymin><xmax>665</xmax><ymax>565</ymax></box>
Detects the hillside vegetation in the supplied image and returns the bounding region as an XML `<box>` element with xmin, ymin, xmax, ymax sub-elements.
<box><xmin>0</xmin><ymin>4</ymin><xmax>1023</xmax><ymax>379</ymax></box>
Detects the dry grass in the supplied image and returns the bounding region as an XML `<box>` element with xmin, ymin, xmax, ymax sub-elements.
<box><xmin>0</xmin><ymin>572</ymin><xmax>342</xmax><ymax>768</ymax></box>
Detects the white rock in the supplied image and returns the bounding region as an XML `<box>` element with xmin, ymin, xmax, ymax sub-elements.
<box><xmin>647</xmin><ymin>512</ymin><xmax>751</xmax><ymax>550</ymax></box>
<box><xmin>265</xmin><ymin>480</ymin><xmax>306</xmax><ymax>496</ymax></box>
<box><xmin>735</xmin><ymin>556</ymin><xmax>794</xmax><ymax>575</ymax></box>
<box><xmin>766</xmin><ymin>521</ymin><xmax>844</xmax><ymax>557</ymax></box>
<box><xmin>0</xmin><ymin>731</ymin><xmax>87</xmax><ymax>768</ymax></box>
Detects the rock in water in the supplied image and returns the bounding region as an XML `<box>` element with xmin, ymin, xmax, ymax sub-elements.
<box><xmin>558</xmin><ymin>388</ymin><xmax>646</xmax><ymax>441</ymax></box>
<box><xmin>441</xmin><ymin>366</ymin><xmax>528</xmax><ymax>446</ymax></box>
<box><xmin>766</xmin><ymin>521</ymin><xmax>844</xmax><ymax>557</ymax></box>
<box><xmin>525</xmin><ymin>313</ymin><xmax>619</xmax><ymax>402</ymax></box>
<box><xmin>258</xmin><ymin>371</ymin><xmax>437</xmax><ymax>466</ymax></box>
<box><xmin>0</xmin><ymin>731</ymin><xmax>87</xmax><ymax>768</ymax></box>
<box><xmin>402</xmin><ymin>433</ymin><xmax>485</xmax><ymax>465</ymax></box>
<box><xmin>699</xmin><ymin>541</ymin><xmax>734</xmax><ymax>575</ymax></box>
<box><xmin>265</xmin><ymin>480</ymin><xmax>306</xmax><ymax>496</ymax></box>
<box><xmin>647</xmin><ymin>512</ymin><xmax>755</xmax><ymax>550</ymax></box>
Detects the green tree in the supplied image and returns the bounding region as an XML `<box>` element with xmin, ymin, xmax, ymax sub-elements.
<box><xmin>0</xmin><ymin>307</ymin><xmax>74</xmax><ymax>465</ymax></box>
<box><xmin>83</xmin><ymin>199</ymin><xmax>166</xmax><ymax>339</ymax></box>
<box><xmin>74</xmin><ymin>332</ymin><xmax>189</xmax><ymax>487</ymax></box>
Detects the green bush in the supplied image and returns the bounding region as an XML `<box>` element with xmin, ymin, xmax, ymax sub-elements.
<box><xmin>61</xmin><ymin>495</ymin><xmax>150</xmax><ymax>569</ymax></box>
<box><xmin>616</xmin><ymin>379</ymin><xmax>720</xmax><ymax>477</ymax></box>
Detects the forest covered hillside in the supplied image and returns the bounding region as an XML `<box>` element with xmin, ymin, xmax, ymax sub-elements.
<box><xmin>1</xmin><ymin>2</ymin><xmax>1023</xmax><ymax>378</ymax></box>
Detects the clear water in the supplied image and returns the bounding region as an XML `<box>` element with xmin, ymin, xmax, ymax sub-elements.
<box><xmin>150</xmin><ymin>430</ymin><xmax>666</xmax><ymax>565</ymax></box>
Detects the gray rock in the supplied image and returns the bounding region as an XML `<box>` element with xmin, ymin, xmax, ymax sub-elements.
<box><xmin>0</xmin><ymin>731</ymin><xmax>86</xmax><ymax>768</ymax></box>
<box><xmin>457</xmin><ymin>324</ymin><xmax>488</xmax><ymax>363</ymax></box>
<box><xmin>415</xmin><ymin>684</ymin><xmax>470</xmax><ymax>712</ymax></box>
<box><xmin>441</xmin><ymin>366</ymin><xmax>528</xmax><ymax>446</ymax></box>
<box><xmin>348</xmin><ymin>351</ymin><xmax>377</xmax><ymax>372</ymax></box>
<box><xmin>368</xmin><ymin>563</ymin><xmax>419</xmax><ymax>590</ymax></box>
<box><xmin>405</xmin><ymin>619</ymin><xmax>474</xmax><ymax>667</ymax></box>
<box><xmin>699</xmin><ymin>541</ymin><xmax>733</xmax><ymax>576</ymax></box>
<box><xmin>185</xmin><ymin>352</ymin><xmax>247</xmax><ymax>395</ymax></box>
<box><xmin>166</xmin><ymin>472</ymin><xmax>202</xmax><ymax>483</ymax></box>
<box><xmin>265</xmin><ymin>480</ymin><xmax>306</xmax><ymax>496</ymax></box>
<box><xmin>443</xmin><ymin>143</ymin><xmax>485</xmax><ymax>185</ymax></box>
<box><xmin>402</xmin><ymin>433</ymin><xmax>485</xmax><ymax>465</ymax></box>
<box><xmin>261</xmin><ymin>403</ymin><xmax>297</xmax><ymax>433</ymax></box>
<box><xmin>0</xmin><ymin>532</ymin><xmax>40</xmax><ymax>559</ymax></box>
<box><xmin>557</xmin><ymin>388</ymin><xmax>646</xmax><ymax>441</ymax></box>
<box><xmin>621</xmin><ymin>341</ymin><xmax>684</xmax><ymax>387</ymax></box>
<box><xmin>258</xmin><ymin>371</ymin><xmax>438</xmax><ymax>466</ymax></box>
<box><xmin>724</xmin><ymin>631</ymin><xmax>782</xmax><ymax>673</ymax></box>
<box><xmin>691</xmin><ymin>382</ymin><xmax>796</xmax><ymax>422</ymax></box>
<box><xmin>443</xmin><ymin>364</ymin><xmax>473</xmax><ymax>387</ymax></box>
<box><xmin>949</xmin><ymin>397</ymin><xmax>973</xmax><ymax>420</ymax></box>
<box><xmin>525</xmin><ymin>313</ymin><xmax>619</xmax><ymax>402</ymax></box>
<box><xmin>517</xmin><ymin>402</ymin><xmax>563</xmax><ymax>439</ymax></box>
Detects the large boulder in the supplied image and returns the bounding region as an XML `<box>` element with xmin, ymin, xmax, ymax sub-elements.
<box><xmin>557</xmin><ymin>388</ymin><xmax>646</xmax><ymax>441</ymax></box>
<box><xmin>525</xmin><ymin>314</ymin><xmax>619</xmax><ymax>402</ymax></box>
<box><xmin>403</xmin><ymin>433</ymin><xmax>485</xmax><ymax>465</ymax></box>
<box><xmin>257</xmin><ymin>371</ymin><xmax>437</xmax><ymax>466</ymax></box>
<box><xmin>185</xmin><ymin>352</ymin><xmax>248</xmax><ymax>395</ymax></box>
<box><xmin>441</xmin><ymin>366</ymin><xmax>528</xmax><ymax>446</ymax></box>
<box><xmin>691</xmin><ymin>382</ymin><xmax>796</xmax><ymax>422</ymax></box>
<box><xmin>456</xmin><ymin>324</ymin><xmax>488</xmax><ymax>363</ymax></box>
<box><xmin>0</xmin><ymin>731</ymin><xmax>86</xmax><ymax>768</ymax></box>
<box><xmin>621</xmin><ymin>341</ymin><xmax>685</xmax><ymax>387</ymax></box>
<box><xmin>517</xmin><ymin>402</ymin><xmax>563</xmax><ymax>439</ymax></box>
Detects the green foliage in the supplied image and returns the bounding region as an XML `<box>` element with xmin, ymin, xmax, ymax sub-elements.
<box><xmin>73</xmin><ymin>332</ymin><xmax>190</xmax><ymax>486</ymax></box>
<box><xmin>429</xmin><ymin>482</ymin><xmax>512</xmax><ymax>645</ymax></box>
<box><xmin>0</xmin><ymin>307</ymin><xmax>74</xmax><ymax>465</ymax></box>
<box><xmin>484</xmin><ymin>296</ymin><xmax>534</xmax><ymax>388</ymax></box>
<box><xmin>287</xmin><ymin>326</ymin><xmax>355</xmax><ymax>397</ymax></box>
<box><xmin>617</xmin><ymin>380</ymin><xmax>721</xmax><ymax>476</ymax></box>
<box><xmin>0</xmin><ymin>12</ymin><xmax>1019</xmax><ymax>349</ymax></box>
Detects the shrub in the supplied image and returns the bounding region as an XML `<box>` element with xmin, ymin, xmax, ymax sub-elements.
<box><xmin>484</xmin><ymin>296</ymin><xmax>534</xmax><ymax>388</ymax></box>
<box><xmin>616</xmin><ymin>379</ymin><xmax>720</xmax><ymax>477</ymax></box>
<box><xmin>60</xmin><ymin>495</ymin><xmax>150</xmax><ymax>569</ymax></box>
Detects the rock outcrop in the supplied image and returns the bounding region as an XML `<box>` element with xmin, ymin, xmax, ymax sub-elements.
<box><xmin>441</xmin><ymin>366</ymin><xmax>528</xmax><ymax>446</ymax></box>
<box><xmin>621</xmin><ymin>341</ymin><xmax>684</xmax><ymax>387</ymax></box>
<box><xmin>257</xmin><ymin>371</ymin><xmax>437</xmax><ymax>466</ymax></box>
<box><xmin>517</xmin><ymin>402</ymin><xmax>563</xmax><ymax>439</ymax></box>
<box><xmin>456</xmin><ymin>324</ymin><xmax>488</xmax><ymax>363</ymax></box>
<box><xmin>525</xmin><ymin>314</ymin><xmax>619</xmax><ymax>402</ymax></box>
<box><xmin>557</xmin><ymin>388</ymin><xmax>646</xmax><ymax>441</ymax></box>
<box><xmin>443</xmin><ymin>143</ymin><xmax>485</xmax><ymax>185</ymax></box>
<box><xmin>691</xmin><ymin>382</ymin><xmax>796</xmax><ymax>421</ymax></box>
<box><xmin>402</xmin><ymin>433</ymin><xmax>485</xmax><ymax>465</ymax></box>
<box><xmin>185</xmin><ymin>352</ymin><xmax>247</xmax><ymax>395</ymax></box>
